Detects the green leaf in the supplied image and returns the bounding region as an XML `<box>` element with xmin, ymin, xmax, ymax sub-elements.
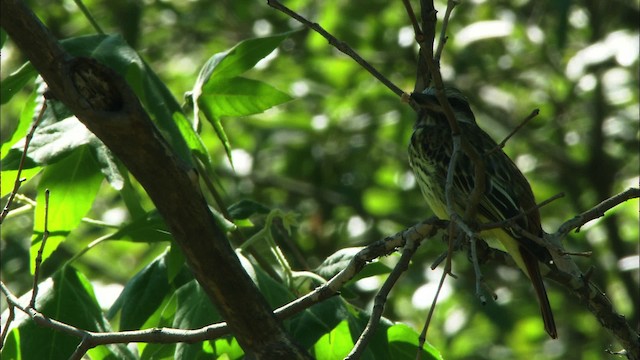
<box><xmin>0</xmin><ymin>62</ymin><xmax>37</xmax><ymax>105</ymax></box>
<box><xmin>197</xmin><ymin>77</ymin><xmax>291</xmax><ymax>166</ymax></box>
<box><xmin>1</xmin><ymin>167</ymin><xmax>41</xmax><ymax>198</ymax></box>
<box><xmin>208</xmin><ymin>338</ymin><xmax>243</xmax><ymax>359</ymax></box>
<box><xmin>201</xmin><ymin>77</ymin><xmax>292</xmax><ymax>117</ymax></box>
<box><xmin>30</xmin><ymin>146</ymin><xmax>103</xmax><ymax>272</ymax></box>
<box><xmin>173</xmin><ymin>281</ymin><xmax>222</xmax><ymax>359</ymax></box>
<box><xmin>313</xmin><ymin>320</ymin><xmax>354</xmax><ymax>360</ymax></box>
<box><xmin>4</xmin><ymin>266</ymin><xmax>134</xmax><ymax>359</ymax></box>
<box><xmin>289</xmin><ymin>297</ymin><xmax>348</xmax><ymax>350</ymax></box>
<box><xmin>227</xmin><ymin>199</ymin><xmax>271</xmax><ymax>220</ymax></box>
<box><xmin>108</xmin><ymin>251</ymin><xmax>171</xmax><ymax>330</ymax></box>
<box><xmin>1</xmin><ymin>88</ymin><xmax>123</xmax><ymax>190</ymax></box>
<box><xmin>2</xmin><ymin>117</ymin><xmax>96</xmax><ymax>169</ymax></box>
<box><xmin>173</xmin><ymin>111</ymin><xmax>210</xmax><ymax>168</ymax></box>
<box><xmin>315</xmin><ymin>247</ymin><xmax>364</xmax><ymax>279</ymax></box>
<box><xmin>166</xmin><ymin>243</ymin><xmax>186</xmax><ymax>283</ymax></box>
<box><xmin>388</xmin><ymin>324</ymin><xmax>442</xmax><ymax>360</ymax></box>
<box><xmin>1</xmin><ymin>88</ymin><xmax>39</xmax><ymax>160</ymax></box>
<box><xmin>139</xmin><ymin>292</ymin><xmax>179</xmax><ymax>359</ymax></box>
<box><xmin>89</xmin><ymin>138</ymin><xmax>124</xmax><ymax>190</ymax></box>
<box><xmin>190</xmin><ymin>31</ymin><xmax>295</xmax><ymax>164</ymax></box>
<box><xmin>105</xmin><ymin>209</ymin><xmax>171</xmax><ymax>243</ymax></box>
<box><xmin>201</xmin><ymin>31</ymin><xmax>295</xmax><ymax>81</ymax></box>
<box><xmin>254</xmin><ymin>262</ymin><xmax>296</xmax><ymax>307</ymax></box>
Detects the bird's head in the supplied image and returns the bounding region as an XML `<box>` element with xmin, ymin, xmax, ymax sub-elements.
<box><xmin>411</xmin><ymin>87</ymin><xmax>476</xmax><ymax>125</ymax></box>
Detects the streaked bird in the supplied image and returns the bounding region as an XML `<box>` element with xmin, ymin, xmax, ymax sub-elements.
<box><xmin>408</xmin><ymin>87</ymin><xmax>557</xmax><ymax>338</ymax></box>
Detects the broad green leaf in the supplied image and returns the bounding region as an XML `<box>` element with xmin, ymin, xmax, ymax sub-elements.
<box><xmin>1</xmin><ymin>167</ymin><xmax>41</xmax><ymax>198</ymax></box>
<box><xmin>107</xmin><ymin>251</ymin><xmax>171</xmax><ymax>330</ymax></box>
<box><xmin>3</xmin><ymin>117</ymin><xmax>94</xmax><ymax>170</ymax></box>
<box><xmin>3</xmin><ymin>266</ymin><xmax>134</xmax><ymax>359</ymax></box>
<box><xmin>190</xmin><ymin>31</ymin><xmax>293</xmax><ymax>109</ymax></box>
<box><xmin>197</xmin><ymin>77</ymin><xmax>292</xmax><ymax>165</ymax></box>
<box><xmin>254</xmin><ymin>262</ymin><xmax>296</xmax><ymax>307</ymax></box>
<box><xmin>227</xmin><ymin>199</ymin><xmax>271</xmax><ymax>220</ymax></box>
<box><xmin>118</xmin><ymin>168</ymin><xmax>146</xmax><ymax>219</ymax></box>
<box><xmin>89</xmin><ymin>138</ymin><xmax>124</xmax><ymax>190</ymax></box>
<box><xmin>200</xmin><ymin>31</ymin><xmax>295</xmax><ymax>82</ymax></box>
<box><xmin>1</xmin><ymin>105</ymin><xmax>124</xmax><ymax>190</ymax></box>
<box><xmin>0</xmin><ymin>62</ymin><xmax>37</xmax><ymax>105</ymax></box>
<box><xmin>289</xmin><ymin>297</ymin><xmax>348</xmax><ymax>349</ymax></box>
<box><xmin>2</xmin><ymin>328</ymin><xmax>20</xmax><ymax>360</ymax></box>
<box><xmin>105</xmin><ymin>209</ymin><xmax>171</xmax><ymax>243</ymax></box>
<box><xmin>30</xmin><ymin>146</ymin><xmax>103</xmax><ymax>272</ymax></box>
<box><xmin>200</xmin><ymin>77</ymin><xmax>292</xmax><ymax>118</ymax></box>
<box><xmin>166</xmin><ymin>243</ymin><xmax>185</xmax><ymax>283</ymax></box>
<box><xmin>139</xmin><ymin>291</ymin><xmax>180</xmax><ymax>359</ymax></box>
<box><xmin>314</xmin><ymin>320</ymin><xmax>354</xmax><ymax>360</ymax></box>
<box><xmin>199</xmin><ymin>100</ymin><xmax>233</xmax><ymax>165</ymax></box>
<box><xmin>173</xmin><ymin>111</ymin><xmax>210</xmax><ymax>167</ymax></box>
<box><xmin>388</xmin><ymin>324</ymin><xmax>442</xmax><ymax>360</ymax></box>
<box><xmin>173</xmin><ymin>281</ymin><xmax>221</xmax><ymax>359</ymax></box>
<box><xmin>1</xmin><ymin>88</ymin><xmax>39</xmax><ymax>159</ymax></box>
<box><xmin>208</xmin><ymin>338</ymin><xmax>243</xmax><ymax>359</ymax></box>
<box><xmin>190</xmin><ymin>32</ymin><xmax>295</xmax><ymax>163</ymax></box>
<box><xmin>315</xmin><ymin>247</ymin><xmax>364</xmax><ymax>279</ymax></box>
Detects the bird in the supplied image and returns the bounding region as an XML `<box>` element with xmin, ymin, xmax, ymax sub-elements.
<box><xmin>407</xmin><ymin>87</ymin><xmax>557</xmax><ymax>339</ymax></box>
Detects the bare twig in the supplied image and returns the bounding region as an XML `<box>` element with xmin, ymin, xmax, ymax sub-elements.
<box><xmin>0</xmin><ymin>100</ymin><xmax>47</xmax><ymax>223</ymax></box>
<box><xmin>401</xmin><ymin>0</ymin><xmax>421</xmax><ymax>37</ymax></box>
<box><xmin>418</xmin><ymin>253</ymin><xmax>448</xmax><ymax>358</ymax></box>
<box><xmin>434</xmin><ymin>0</ymin><xmax>460</xmax><ymax>62</ymax></box>
<box><xmin>469</xmin><ymin>236</ymin><xmax>487</xmax><ymax>304</ymax></box>
<box><xmin>557</xmin><ymin>187</ymin><xmax>639</xmax><ymax>237</ymax></box>
<box><xmin>267</xmin><ymin>0</ymin><xmax>404</xmax><ymax>99</ymax></box>
<box><xmin>486</xmin><ymin>108</ymin><xmax>540</xmax><ymax>156</ymax></box>
<box><xmin>30</xmin><ymin>189</ymin><xmax>50</xmax><ymax>309</ymax></box>
<box><xmin>347</xmin><ymin>232</ymin><xmax>422</xmax><ymax>359</ymax></box>
<box><xmin>0</xmin><ymin>301</ymin><xmax>15</xmax><ymax>349</ymax></box>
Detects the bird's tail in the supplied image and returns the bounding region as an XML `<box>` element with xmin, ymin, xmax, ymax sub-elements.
<box><xmin>520</xmin><ymin>246</ymin><xmax>557</xmax><ymax>339</ymax></box>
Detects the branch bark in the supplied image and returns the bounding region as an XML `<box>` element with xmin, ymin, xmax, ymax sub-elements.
<box><xmin>0</xmin><ymin>0</ymin><xmax>309</xmax><ymax>358</ymax></box>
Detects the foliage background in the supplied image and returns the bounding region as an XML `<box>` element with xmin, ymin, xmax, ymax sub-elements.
<box><xmin>1</xmin><ymin>0</ymin><xmax>638</xmax><ymax>359</ymax></box>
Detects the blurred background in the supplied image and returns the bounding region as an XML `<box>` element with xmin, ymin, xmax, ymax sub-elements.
<box><xmin>2</xmin><ymin>0</ymin><xmax>638</xmax><ymax>359</ymax></box>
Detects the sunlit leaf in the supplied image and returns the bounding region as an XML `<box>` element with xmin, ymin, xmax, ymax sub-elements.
<box><xmin>1</xmin><ymin>89</ymin><xmax>40</xmax><ymax>160</ymax></box>
<box><xmin>30</xmin><ymin>146</ymin><xmax>103</xmax><ymax>272</ymax></box>
<box><xmin>190</xmin><ymin>31</ymin><xmax>295</xmax><ymax>164</ymax></box>
<box><xmin>313</xmin><ymin>320</ymin><xmax>353</xmax><ymax>360</ymax></box>
<box><xmin>201</xmin><ymin>77</ymin><xmax>292</xmax><ymax>118</ymax></box>
<box><xmin>108</xmin><ymin>251</ymin><xmax>171</xmax><ymax>330</ymax></box>
<box><xmin>0</xmin><ymin>62</ymin><xmax>37</xmax><ymax>105</ymax></box>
